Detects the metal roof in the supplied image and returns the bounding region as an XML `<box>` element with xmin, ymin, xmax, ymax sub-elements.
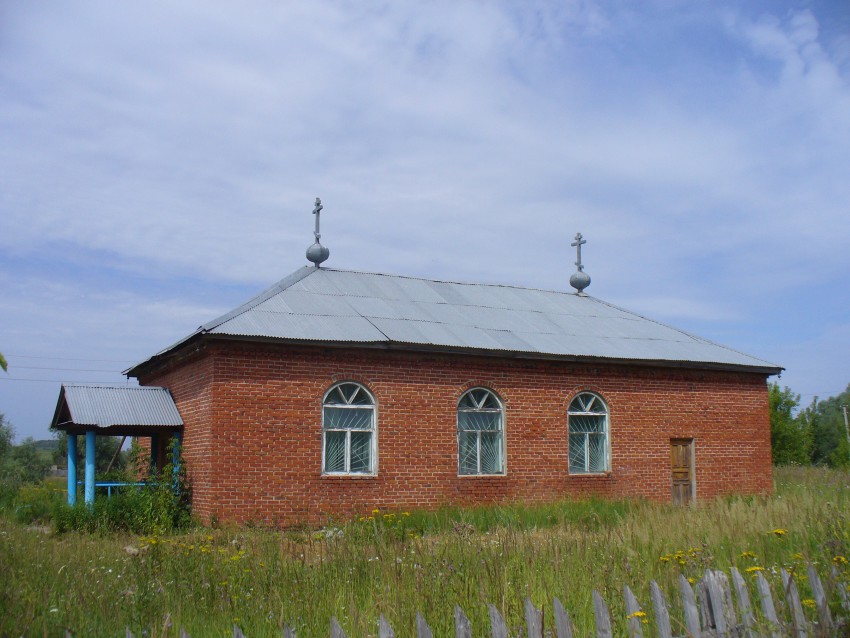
<box><xmin>52</xmin><ymin>384</ymin><xmax>183</xmax><ymax>429</ymax></box>
<box><xmin>129</xmin><ymin>266</ymin><xmax>781</xmax><ymax>375</ymax></box>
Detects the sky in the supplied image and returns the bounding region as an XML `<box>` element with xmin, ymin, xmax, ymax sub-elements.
<box><xmin>1</xmin><ymin>1</ymin><xmax>849</xmax><ymax>441</ymax></box>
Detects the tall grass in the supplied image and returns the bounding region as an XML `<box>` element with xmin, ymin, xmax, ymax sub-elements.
<box><xmin>1</xmin><ymin>466</ymin><xmax>849</xmax><ymax>637</ymax></box>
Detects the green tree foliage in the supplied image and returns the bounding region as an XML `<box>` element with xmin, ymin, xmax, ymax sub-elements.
<box><xmin>769</xmin><ymin>383</ymin><xmax>812</xmax><ymax>465</ymax></box>
<box><xmin>0</xmin><ymin>414</ymin><xmax>51</xmax><ymax>503</ymax></box>
<box><xmin>806</xmin><ymin>384</ymin><xmax>850</xmax><ymax>468</ymax></box>
<box><xmin>52</xmin><ymin>431</ymin><xmax>127</xmax><ymax>475</ymax></box>
<box><xmin>0</xmin><ymin>351</ymin><xmax>7</xmax><ymax>372</ymax></box>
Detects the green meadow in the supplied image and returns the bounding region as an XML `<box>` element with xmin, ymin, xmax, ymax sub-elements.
<box><xmin>2</xmin><ymin>466</ymin><xmax>849</xmax><ymax>637</ymax></box>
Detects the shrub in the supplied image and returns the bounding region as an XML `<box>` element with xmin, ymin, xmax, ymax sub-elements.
<box><xmin>52</xmin><ymin>463</ymin><xmax>192</xmax><ymax>535</ymax></box>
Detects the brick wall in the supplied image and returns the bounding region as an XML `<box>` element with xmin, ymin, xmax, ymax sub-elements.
<box><xmin>140</xmin><ymin>340</ymin><xmax>772</xmax><ymax>526</ymax></box>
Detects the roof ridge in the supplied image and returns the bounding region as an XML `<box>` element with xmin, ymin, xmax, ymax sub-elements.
<box><xmin>321</xmin><ymin>266</ymin><xmax>581</xmax><ymax>297</ymax></box>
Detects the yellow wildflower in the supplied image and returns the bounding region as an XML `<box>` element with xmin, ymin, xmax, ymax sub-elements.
<box><xmin>802</xmin><ymin>599</ymin><xmax>816</xmax><ymax>609</ymax></box>
<box><xmin>687</xmin><ymin>577</ymin><xmax>696</xmax><ymax>584</ymax></box>
<box><xmin>659</xmin><ymin>556</ymin><xmax>671</xmax><ymax>563</ymax></box>
<box><xmin>745</xmin><ymin>566</ymin><xmax>765</xmax><ymax>574</ymax></box>
<box><xmin>792</xmin><ymin>553</ymin><xmax>805</xmax><ymax>561</ymax></box>
<box><xmin>739</xmin><ymin>551</ymin><xmax>757</xmax><ymax>559</ymax></box>
<box><xmin>626</xmin><ymin>611</ymin><xmax>647</xmax><ymax>619</ymax></box>
<box><xmin>771</xmin><ymin>528</ymin><xmax>787</xmax><ymax>537</ymax></box>
<box><xmin>833</xmin><ymin>556</ymin><xmax>848</xmax><ymax>565</ymax></box>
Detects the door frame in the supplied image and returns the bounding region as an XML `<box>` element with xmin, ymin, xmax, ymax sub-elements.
<box><xmin>670</xmin><ymin>438</ymin><xmax>696</xmax><ymax>506</ymax></box>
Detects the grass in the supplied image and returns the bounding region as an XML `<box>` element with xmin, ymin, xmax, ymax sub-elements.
<box><xmin>1</xmin><ymin>466</ymin><xmax>849</xmax><ymax>637</ymax></box>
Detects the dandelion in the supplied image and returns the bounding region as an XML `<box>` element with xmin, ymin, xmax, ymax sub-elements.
<box><xmin>739</xmin><ymin>551</ymin><xmax>757</xmax><ymax>559</ymax></box>
<box><xmin>771</xmin><ymin>528</ymin><xmax>787</xmax><ymax>537</ymax></box>
<box><xmin>802</xmin><ymin>599</ymin><xmax>816</xmax><ymax>609</ymax></box>
<box><xmin>659</xmin><ymin>555</ymin><xmax>671</xmax><ymax>563</ymax></box>
<box><xmin>627</xmin><ymin>611</ymin><xmax>647</xmax><ymax>620</ymax></box>
<box><xmin>834</xmin><ymin>556</ymin><xmax>848</xmax><ymax>565</ymax></box>
<box><xmin>372</xmin><ymin>508</ymin><xmax>380</xmax><ymax>514</ymax></box>
<box><xmin>745</xmin><ymin>566</ymin><xmax>765</xmax><ymax>574</ymax></box>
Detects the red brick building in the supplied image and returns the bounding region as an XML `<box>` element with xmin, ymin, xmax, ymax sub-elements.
<box><xmin>125</xmin><ymin>262</ymin><xmax>781</xmax><ymax>527</ymax></box>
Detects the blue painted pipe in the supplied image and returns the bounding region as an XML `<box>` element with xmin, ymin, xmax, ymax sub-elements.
<box><xmin>67</xmin><ymin>434</ymin><xmax>77</xmax><ymax>506</ymax></box>
<box><xmin>84</xmin><ymin>431</ymin><xmax>96</xmax><ymax>506</ymax></box>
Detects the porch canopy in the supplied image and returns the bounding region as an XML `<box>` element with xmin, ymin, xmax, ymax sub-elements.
<box><xmin>51</xmin><ymin>384</ymin><xmax>183</xmax><ymax>505</ymax></box>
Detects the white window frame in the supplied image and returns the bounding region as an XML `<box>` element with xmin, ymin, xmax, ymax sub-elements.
<box><xmin>457</xmin><ymin>387</ymin><xmax>506</xmax><ymax>476</ymax></box>
<box><xmin>567</xmin><ymin>392</ymin><xmax>610</xmax><ymax>475</ymax></box>
<box><xmin>322</xmin><ymin>382</ymin><xmax>377</xmax><ymax>476</ymax></box>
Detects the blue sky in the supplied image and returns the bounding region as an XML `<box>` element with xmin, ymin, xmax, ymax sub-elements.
<box><xmin>1</xmin><ymin>1</ymin><xmax>849</xmax><ymax>440</ymax></box>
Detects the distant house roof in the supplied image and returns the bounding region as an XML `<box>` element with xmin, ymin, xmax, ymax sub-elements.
<box><xmin>51</xmin><ymin>384</ymin><xmax>183</xmax><ymax>434</ymax></box>
<box><xmin>128</xmin><ymin>266</ymin><xmax>782</xmax><ymax>376</ymax></box>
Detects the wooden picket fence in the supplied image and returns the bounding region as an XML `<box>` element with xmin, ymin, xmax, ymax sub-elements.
<box><xmin>120</xmin><ymin>564</ymin><xmax>849</xmax><ymax>638</ymax></box>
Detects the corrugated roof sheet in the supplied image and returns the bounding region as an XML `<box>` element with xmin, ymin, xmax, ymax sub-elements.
<box><xmin>130</xmin><ymin>266</ymin><xmax>781</xmax><ymax>374</ymax></box>
<box><xmin>55</xmin><ymin>385</ymin><xmax>183</xmax><ymax>428</ymax></box>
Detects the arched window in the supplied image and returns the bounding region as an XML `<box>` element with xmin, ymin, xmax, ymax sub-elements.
<box><xmin>568</xmin><ymin>392</ymin><xmax>609</xmax><ymax>474</ymax></box>
<box><xmin>322</xmin><ymin>382</ymin><xmax>376</xmax><ymax>475</ymax></box>
<box><xmin>458</xmin><ymin>388</ymin><xmax>505</xmax><ymax>475</ymax></box>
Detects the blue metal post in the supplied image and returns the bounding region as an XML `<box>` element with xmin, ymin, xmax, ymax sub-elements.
<box><xmin>150</xmin><ymin>434</ymin><xmax>159</xmax><ymax>471</ymax></box>
<box><xmin>84</xmin><ymin>431</ymin><xmax>96</xmax><ymax>506</ymax></box>
<box><xmin>67</xmin><ymin>434</ymin><xmax>78</xmax><ymax>506</ymax></box>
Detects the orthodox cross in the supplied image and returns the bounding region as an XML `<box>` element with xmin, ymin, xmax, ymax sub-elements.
<box><xmin>312</xmin><ymin>197</ymin><xmax>323</xmax><ymax>242</ymax></box>
<box><xmin>571</xmin><ymin>232</ymin><xmax>586</xmax><ymax>271</ymax></box>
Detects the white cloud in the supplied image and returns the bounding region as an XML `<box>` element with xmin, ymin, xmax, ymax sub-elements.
<box><xmin>1</xmin><ymin>1</ymin><xmax>849</xmax><ymax>437</ymax></box>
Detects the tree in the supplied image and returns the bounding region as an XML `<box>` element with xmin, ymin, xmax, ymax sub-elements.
<box><xmin>808</xmin><ymin>384</ymin><xmax>850</xmax><ymax>468</ymax></box>
<box><xmin>52</xmin><ymin>430</ymin><xmax>127</xmax><ymax>474</ymax></box>
<box><xmin>9</xmin><ymin>438</ymin><xmax>50</xmax><ymax>483</ymax></box>
<box><xmin>0</xmin><ymin>414</ymin><xmax>51</xmax><ymax>499</ymax></box>
<box><xmin>0</xmin><ymin>351</ymin><xmax>6</xmax><ymax>372</ymax></box>
<box><xmin>768</xmin><ymin>383</ymin><xmax>811</xmax><ymax>465</ymax></box>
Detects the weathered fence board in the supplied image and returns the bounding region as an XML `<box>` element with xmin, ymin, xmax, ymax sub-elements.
<box><xmin>756</xmin><ymin>571</ymin><xmax>783</xmax><ymax>638</ymax></box>
<box><xmin>115</xmin><ymin>564</ymin><xmax>850</xmax><ymax>638</ymax></box>
<box><xmin>808</xmin><ymin>563</ymin><xmax>834</xmax><ymax>633</ymax></box>
<box><xmin>650</xmin><ymin>580</ymin><xmax>672</xmax><ymax>638</ymax></box>
<box><xmin>379</xmin><ymin>613</ymin><xmax>395</xmax><ymax>638</ymax></box>
<box><xmin>679</xmin><ymin>574</ymin><xmax>703</xmax><ymax>638</ymax></box>
<box><xmin>782</xmin><ymin>568</ymin><xmax>808</xmax><ymax>638</ymax></box>
<box><xmin>525</xmin><ymin>598</ymin><xmax>543</xmax><ymax>638</ymax></box>
<box><xmin>623</xmin><ymin>584</ymin><xmax>644</xmax><ymax>638</ymax></box>
<box><xmin>416</xmin><ymin>611</ymin><xmax>433</xmax><ymax>638</ymax></box>
<box><xmin>553</xmin><ymin>596</ymin><xmax>573</xmax><ymax>638</ymax></box>
<box><xmin>330</xmin><ymin>616</ymin><xmax>345</xmax><ymax>638</ymax></box>
<box><xmin>593</xmin><ymin>589</ymin><xmax>613</xmax><ymax>638</ymax></box>
<box><xmin>489</xmin><ymin>603</ymin><xmax>510</xmax><ymax>638</ymax></box>
<box><xmin>455</xmin><ymin>604</ymin><xmax>472</xmax><ymax>638</ymax></box>
<box><xmin>731</xmin><ymin>567</ymin><xmax>755</xmax><ymax>638</ymax></box>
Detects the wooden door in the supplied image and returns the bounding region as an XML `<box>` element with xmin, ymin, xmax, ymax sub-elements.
<box><xmin>670</xmin><ymin>439</ymin><xmax>694</xmax><ymax>506</ymax></box>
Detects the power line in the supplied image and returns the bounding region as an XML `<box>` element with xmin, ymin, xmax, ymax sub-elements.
<box><xmin>10</xmin><ymin>365</ymin><xmax>123</xmax><ymax>373</ymax></box>
<box><xmin>2</xmin><ymin>353</ymin><xmax>136</xmax><ymax>363</ymax></box>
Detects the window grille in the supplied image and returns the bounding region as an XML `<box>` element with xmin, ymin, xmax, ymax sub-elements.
<box><xmin>458</xmin><ymin>388</ymin><xmax>505</xmax><ymax>475</ymax></box>
<box><xmin>568</xmin><ymin>392</ymin><xmax>609</xmax><ymax>474</ymax></box>
<box><xmin>322</xmin><ymin>382</ymin><xmax>375</xmax><ymax>475</ymax></box>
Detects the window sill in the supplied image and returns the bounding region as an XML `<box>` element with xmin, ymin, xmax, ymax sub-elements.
<box><xmin>321</xmin><ymin>473</ymin><xmax>377</xmax><ymax>479</ymax></box>
<box><xmin>457</xmin><ymin>473</ymin><xmax>507</xmax><ymax>478</ymax></box>
<box><xmin>568</xmin><ymin>471</ymin><xmax>612</xmax><ymax>478</ymax></box>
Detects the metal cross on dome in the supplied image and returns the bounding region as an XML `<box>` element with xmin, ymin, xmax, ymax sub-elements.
<box><xmin>571</xmin><ymin>232</ymin><xmax>586</xmax><ymax>271</ymax></box>
<box><xmin>312</xmin><ymin>197</ymin><xmax>323</xmax><ymax>242</ymax></box>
